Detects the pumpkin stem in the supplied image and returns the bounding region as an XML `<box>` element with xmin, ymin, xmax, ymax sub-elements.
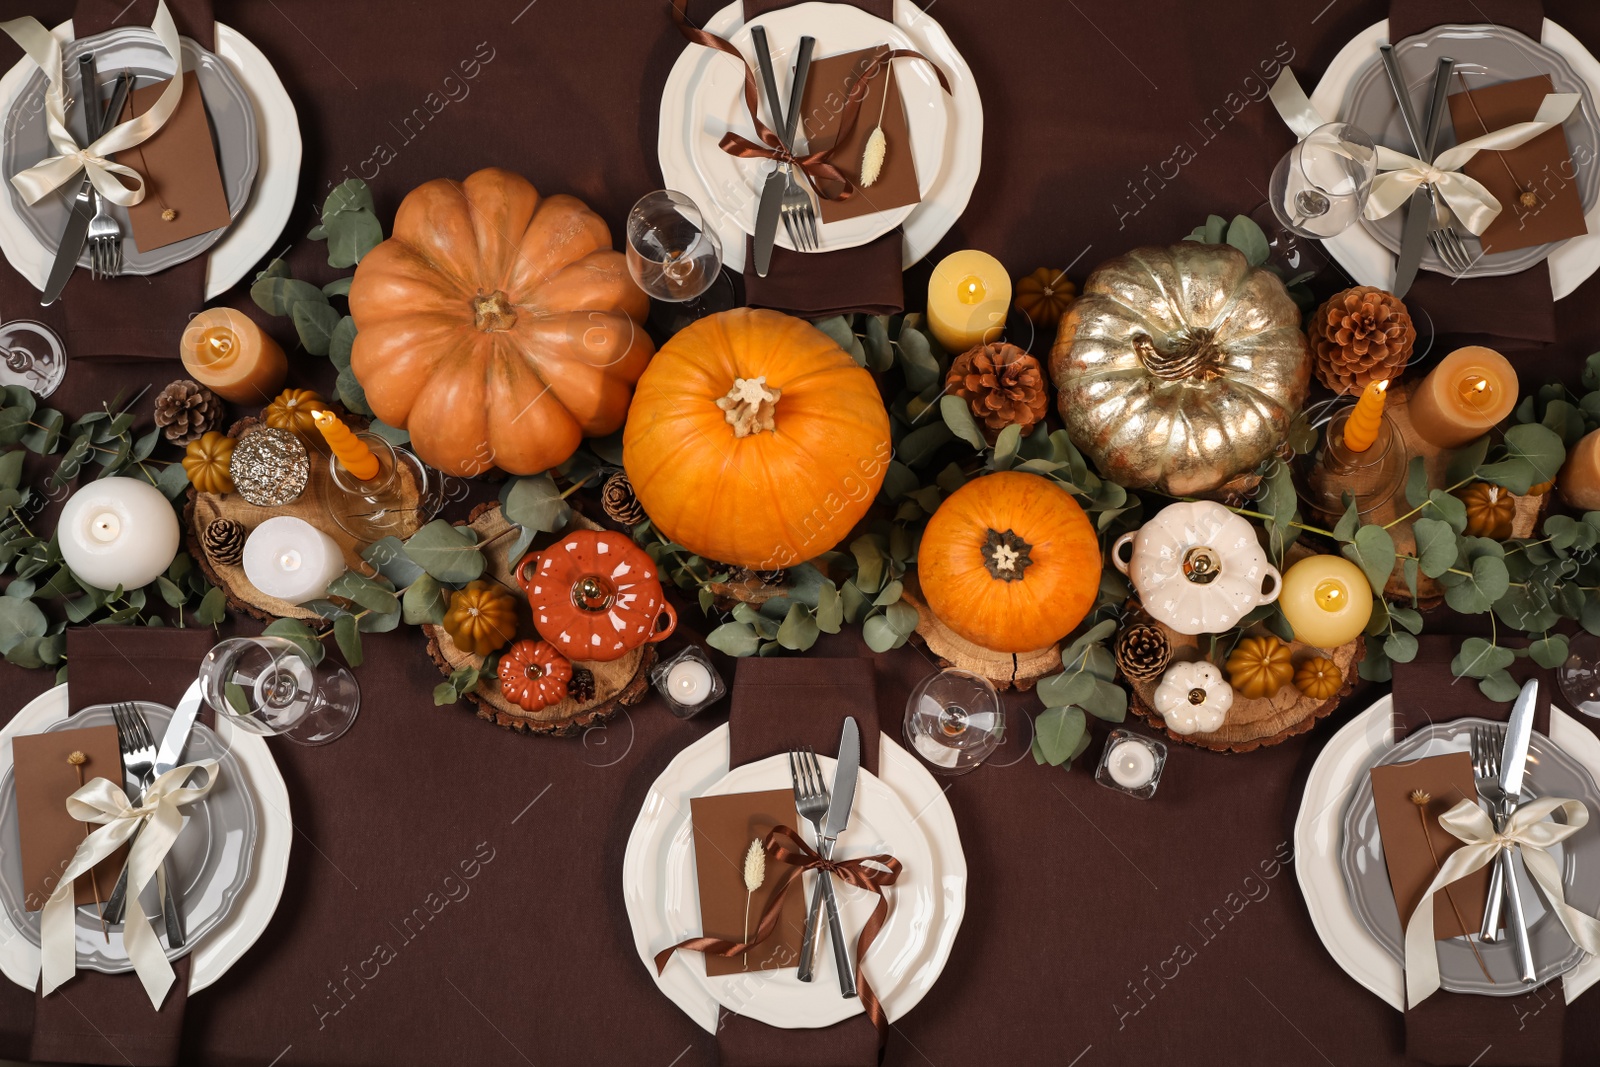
<box><xmin>981</xmin><ymin>528</ymin><xmax>1033</xmax><ymax>581</ymax></box>
<box><xmin>1132</xmin><ymin>328</ymin><xmax>1225</xmax><ymax>383</ymax></box>
<box><xmin>717</xmin><ymin>377</ymin><xmax>783</xmax><ymax>437</ymax></box>
<box><xmin>472</xmin><ymin>289</ymin><xmax>518</xmax><ymax>332</ymax></box>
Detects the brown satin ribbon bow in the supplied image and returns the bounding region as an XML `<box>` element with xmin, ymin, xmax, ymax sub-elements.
<box><xmin>670</xmin><ymin>0</ymin><xmax>950</xmax><ymax>204</ymax></box>
<box><xmin>654</xmin><ymin>824</ymin><xmax>903</xmax><ymax>1040</ymax></box>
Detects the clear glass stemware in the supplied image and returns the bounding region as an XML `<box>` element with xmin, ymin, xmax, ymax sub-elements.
<box><xmin>1269</xmin><ymin>122</ymin><xmax>1378</xmax><ymax>239</ymax></box>
<box><xmin>200</xmin><ymin>636</ymin><xmax>361</xmax><ymax>746</ymax></box>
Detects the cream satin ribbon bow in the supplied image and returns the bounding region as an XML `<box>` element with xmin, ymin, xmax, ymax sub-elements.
<box><xmin>1365</xmin><ymin>93</ymin><xmax>1581</xmax><ymax>236</ymax></box>
<box><xmin>0</xmin><ymin>0</ymin><xmax>186</xmax><ymax>208</ymax></box>
<box><xmin>1404</xmin><ymin>796</ymin><xmax>1600</xmax><ymax>1007</ymax></box>
<box><xmin>40</xmin><ymin>760</ymin><xmax>219</xmax><ymax>1008</ymax></box>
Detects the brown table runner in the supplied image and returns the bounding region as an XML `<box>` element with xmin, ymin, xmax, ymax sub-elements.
<box><xmin>718</xmin><ymin>656</ymin><xmax>882</xmax><ymax>1067</ymax></box>
<box><xmin>29</xmin><ymin>625</ymin><xmax>215</xmax><ymax>1067</ymax></box>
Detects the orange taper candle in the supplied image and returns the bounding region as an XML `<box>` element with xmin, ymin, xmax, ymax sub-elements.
<box><xmin>313</xmin><ymin>410</ymin><xmax>380</xmax><ymax>480</ymax></box>
<box><xmin>1341</xmin><ymin>379</ymin><xmax>1388</xmax><ymax>453</ymax></box>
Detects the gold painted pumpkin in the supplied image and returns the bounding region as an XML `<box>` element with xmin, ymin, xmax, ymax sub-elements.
<box><xmin>623</xmin><ymin>308</ymin><xmax>892</xmax><ymax>569</ymax></box>
<box><xmin>1049</xmin><ymin>243</ymin><xmax>1311</xmax><ymax>497</ymax></box>
<box><xmin>917</xmin><ymin>471</ymin><xmax>1102</xmax><ymax>653</ymax></box>
<box><xmin>183</xmin><ymin>431</ymin><xmax>236</xmax><ymax>494</ymax></box>
<box><xmin>442</xmin><ymin>580</ymin><xmax>518</xmax><ymax>656</ymax></box>
<box><xmin>1294</xmin><ymin>656</ymin><xmax>1342</xmax><ymax>701</ymax></box>
<box><xmin>1456</xmin><ymin>482</ymin><xmax>1516</xmax><ymax>540</ymax></box>
<box><xmin>1226</xmin><ymin>635</ymin><xmax>1294</xmax><ymax>699</ymax></box>
<box><xmin>349</xmin><ymin>168</ymin><xmax>654</xmax><ymax>477</ymax></box>
<box><xmin>263</xmin><ymin>388</ymin><xmax>328</xmax><ymax>436</ymax></box>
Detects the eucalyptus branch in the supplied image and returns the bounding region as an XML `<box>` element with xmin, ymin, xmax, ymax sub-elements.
<box><xmin>1381</xmin><ymin>475</ymin><xmax>1476</xmax><ymax>529</ymax></box>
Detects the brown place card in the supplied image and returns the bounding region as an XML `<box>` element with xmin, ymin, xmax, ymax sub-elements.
<box><xmin>689</xmin><ymin>788</ymin><xmax>807</xmax><ymax>976</ymax></box>
<box><xmin>110</xmin><ymin>71</ymin><xmax>232</xmax><ymax>253</ymax></box>
<box><xmin>11</xmin><ymin>725</ymin><xmax>127</xmax><ymax>912</ymax></box>
<box><xmin>1370</xmin><ymin>752</ymin><xmax>1491</xmax><ymax>939</ymax></box>
<box><xmin>797</xmin><ymin>47</ymin><xmax>919</xmax><ymax>225</ymax></box>
<box><xmin>1446</xmin><ymin>74</ymin><xmax>1589</xmax><ymax>256</ymax></box>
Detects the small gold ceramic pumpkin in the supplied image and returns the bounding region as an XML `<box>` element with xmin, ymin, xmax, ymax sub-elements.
<box><xmin>1049</xmin><ymin>244</ymin><xmax>1311</xmax><ymax>497</ymax></box>
<box><xmin>1456</xmin><ymin>482</ymin><xmax>1516</xmax><ymax>540</ymax></box>
<box><xmin>1226</xmin><ymin>635</ymin><xmax>1294</xmax><ymax>699</ymax></box>
<box><xmin>1294</xmin><ymin>656</ymin><xmax>1342</xmax><ymax>700</ymax></box>
<box><xmin>182</xmin><ymin>431</ymin><xmax>236</xmax><ymax>494</ymax></box>
<box><xmin>442</xmin><ymin>580</ymin><xmax>518</xmax><ymax>656</ymax></box>
<box><xmin>1014</xmin><ymin>268</ymin><xmax>1076</xmax><ymax>327</ymax></box>
<box><xmin>263</xmin><ymin>388</ymin><xmax>328</xmax><ymax>436</ymax></box>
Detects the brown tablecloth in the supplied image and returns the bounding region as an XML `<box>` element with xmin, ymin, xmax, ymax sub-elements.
<box><xmin>5</xmin><ymin>1</ymin><xmax>1600</xmax><ymax>1065</ymax></box>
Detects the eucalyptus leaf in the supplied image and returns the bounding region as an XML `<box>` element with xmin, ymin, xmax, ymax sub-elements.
<box><xmin>1477</xmin><ymin>423</ymin><xmax>1565</xmax><ymax>494</ymax></box>
<box><xmin>334</xmin><ymin>613</ymin><xmax>363</xmax><ymax>667</ymax></box>
<box><xmin>262</xmin><ymin>618</ymin><xmax>325</xmax><ymax>666</ymax></box>
<box><xmin>776</xmin><ymin>603</ymin><xmax>820</xmax><ymax>651</ymax></box>
<box><xmin>292</xmin><ymin>300</ymin><xmax>341</xmax><ymax>356</ymax></box>
<box><xmin>1037</xmin><ymin>669</ymin><xmax>1096</xmax><ymax>708</ymax></box>
<box><xmin>1443</xmin><ymin>553</ymin><xmax>1510</xmax><ymax>615</ymax></box>
<box><xmin>1087</xmin><ymin>679</ymin><xmax>1129</xmax><ymax>722</ymax></box>
<box><xmin>503</xmin><ymin>474</ymin><xmax>571</xmax><ymax>534</ymax></box>
<box><xmin>1479</xmin><ymin>670</ymin><xmax>1522</xmax><ymax>703</ymax></box>
<box><xmin>322</xmin><ymin>178</ymin><xmax>376</xmax><ymax>219</ymax></box>
<box><xmin>815</xmin><ymin>582</ymin><xmax>843</xmax><ymax>633</ymax></box>
<box><xmin>329</xmin><ymin>316</ymin><xmax>358</xmax><ymax>369</ymax></box>
<box><xmin>326</xmin><ymin>210</ymin><xmax>384</xmax><ymax>268</ymax></box>
<box><xmin>326</xmin><ymin>570</ymin><xmax>400</xmax><ymax>614</ymax></box>
<box><xmin>0</xmin><ymin>596</ymin><xmax>47</xmax><ymax>653</ymax></box>
<box><xmin>1383</xmin><ymin>630</ymin><xmax>1419</xmax><ymax>663</ymax></box>
<box><xmin>1412</xmin><ymin>517</ymin><xmax>1457</xmax><ymax>578</ymax></box>
<box><xmin>1447</xmin><ymin>435</ymin><xmax>1492</xmax><ymax>486</ymax></box>
<box><xmin>850</xmin><ymin>536</ymin><xmax>885</xmax><ymax>593</ymax></box>
<box><xmin>361</xmin><ymin>536</ymin><xmax>426</xmax><ymax>587</ymax></box>
<box><xmin>1225</xmin><ymin>213</ymin><xmax>1271</xmax><ymax>265</ymax></box>
<box><xmin>707</xmin><ymin>620</ymin><xmax>761</xmax><ymax>658</ymax></box>
<box><xmin>862</xmin><ymin>614</ymin><xmax>907</xmax><ymax>652</ymax></box>
<box><xmin>401</xmin><ymin>573</ymin><xmax>449</xmax><ymax>625</ymax></box>
<box><xmin>195</xmin><ymin>586</ymin><xmax>227</xmax><ymax>625</ymax></box>
<box><xmin>991</xmin><ymin>424</ymin><xmax>1022</xmax><ymax>470</ymax></box>
<box><xmin>403</xmin><ymin>521</ymin><xmax>486</xmax><ymax>584</ymax></box>
<box><xmin>251</xmin><ymin>276</ymin><xmax>326</xmax><ymax>317</ymax></box>
<box><xmin>938</xmin><ymin>394</ymin><xmax>986</xmax><ymax>451</ymax></box>
<box><xmin>895</xmin><ymin>323</ymin><xmax>940</xmax><ymax>391</ymax></box>
<box><xmin>1451</xmin><ymin>637</ymin><xmax>1516</xmax><ymax>680</ymax></box>
<box><xmin>1530</xmin><ymin>634</ymin><xmax>1570</xmax><ymax>670</ymax></box>
<box><xmin>1035</xmin><ymin>706</ymin><xmax>1086</xmax><ymax>766</ymax></box>
<box><xmin>1341</xmin><ymin>524</ymin><xmax>1396</xmax><ymax>594</ymax></box>
<box><xmin>1404</xmin><ymin>454</ymin><xmax>1428</xmax><ymax>509</ymax></box>
<box><xmin>1426</xmin><ymin>489</ymin><xmax>1468</xmax><ymax>533</ymax></box>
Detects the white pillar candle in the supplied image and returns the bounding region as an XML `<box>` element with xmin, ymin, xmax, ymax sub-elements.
<box><xmin>242</xmin><ymin>516</ymin><xmax>346</xmax><ymax>604</ymax></box>
<box><xmin>58</xmin><ymin>477</ymin><xmax>180</xmax><ymax>591</ymax></box>
<box><xmin>1106</xmin><ymin>739</ymin><xmax>1156</xmax><ymax>790</ymax></box>
<box><xmin>666</xmin><ymin>659</ymin><xmax>713</xmax><ymax>706</ymax></box>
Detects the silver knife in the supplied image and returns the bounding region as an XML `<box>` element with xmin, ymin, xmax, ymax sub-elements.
<box><xmin>750</xmin><ymin>26</ymin><xmax>787</xmax><ymax>279</ymax></box>
<box><xmin>797</xmin><ymin>717</ymin><xmax>859</xmax><ymax>996</ymax></box>
<box><xmin>41</xmin><ymin>69</ymin><xmax>130</xmax><ymax>306</ymax></box>
<box><xmin>1391</xmin><ymin>55</ymin><xmax>1454</xmax><ymax>297</ymax></box>
<box><xmin>103</xmin><ymin>680</ymin><xmax>201</xmax><ymax>944</ymax></box>
<box><xmin>1483</xmin><ymin>679</ymin><xmax>1539</xmax><ymax>985</ymax></box>
<box><xmin>1483</xmin><ymin>676</ymin><xmax>1538</xmax><ymax>939</ymax></box>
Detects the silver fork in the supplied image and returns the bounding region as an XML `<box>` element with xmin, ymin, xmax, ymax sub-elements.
<box><xmin>1472</xmin><ymin>723</ymin><xmax>1536</xmax><ymax>981</ymax></box>
<box><xmin>1426</xmin><ymin>194</ymin><xmax>1475</xmax><ymax>276</ymax></box>
<box><xmin>778</xmin><ymin>38</ymin><xmax>817</xmax><ymax>252</ymax></box>
<box><xmin>86</xmin><ymin>73</ymin><xmax>131</xmax><ymax>280</ymax></box>
<box><xmin>788</xmin><ymin>747</ymin><xmax>852</xmax><ymax>992</ymax></box>
<box><xmin>103</xmin><ymin>704</ymin><xmax>180</xmax><ymax>943</ymax></box>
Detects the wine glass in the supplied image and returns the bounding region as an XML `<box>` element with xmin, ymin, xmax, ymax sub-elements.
<box><xmin>903</xmin><ymin>668</ymin><xmax>1003</xmax><ymax>775</ymax></box>
<box><xmin>1559</xmin><ymin>633</ymin><xmax>1600</xmax><ymax>719</ymax></box>
<box><xmin>626</xmin><ymin>190</ymin><xmax>724</xmax><ymax>307</ymax></box>
<box><xmin>200</xmin><ymin>636</ymin><xmax>361</xmax><ymax>746</ymax></box>
<box><xmin>1269</xmin><ymin>122</ymin><xmax>1378</xmax><ymax>239</ymax></box>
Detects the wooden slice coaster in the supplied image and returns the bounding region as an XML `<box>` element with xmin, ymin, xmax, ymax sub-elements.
<box><xmin>901</xmin><ymin>576</ymin><xmax>1060</xmax><ymax>692</ymax></box>
<box><xmin>185</xmin><ymin>416</ymin><xmax>424</xmax><ymax>625</ymax></box>
<box><xmin>422</xmin><ymin>503</ymin><xmax>654</xmax><ymax>736</ymax></box>
<box><xmin>1124</xmin><ymin>606</ymin><xmax>1364</xmax><ymax>753</ymax></box>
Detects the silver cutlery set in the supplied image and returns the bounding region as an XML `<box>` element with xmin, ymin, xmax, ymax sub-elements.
<box><xmin>41</xmin><ymin>53</ymin><xmax>133</xmax><ymax>306</ymax></box>
<box><xmin>752</xmin><ymin>27</ymin><xmax>820</xmax><ymax>277</ymax></box>
<box><xmin>788</xmin><ymin>716</ymin><xmax>859</xmax><ymax>995</ymax></box>
<box><xmin>1468</xmin><ymin>679</ymin><xmax>1540</xmax><ymax>983</ymax></box>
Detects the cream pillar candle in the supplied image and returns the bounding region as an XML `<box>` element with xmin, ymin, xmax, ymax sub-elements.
<box><xmin>242</xmin><ymin>517</ymin><xmax>346</xmax><ymax>604</ymax></box>
<box><xmin>1407</xmin><ymin>346</ymin><xmax>1518</xmax><ymax>449</ymax></box>
<box><xmin>1279</xmin><ymin>555</ymin><xmax>1373</xmax><ymax>649</ymax></box>
<box><xmin>926</xmin><ymin>251</ymin><xmax>1010</xmax><ymax>352</ymax></box>
<box><xmin>57</xmin><ymin>477</ymin><xmax>180</xmax><ymax>591</ymax></box>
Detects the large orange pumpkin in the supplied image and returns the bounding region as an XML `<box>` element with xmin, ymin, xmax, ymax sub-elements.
<box><xmin>623</xmin><ymin>309</ymin><xmax>892</xmax><ymax>569</ymax></box>
<box><xmin>348</xmin><ymin>168</ymin><xmax>654</xmax><ymax>476</ymax></box>
<box><xmin>917</xmin><ymin>471</ymin><xmax>1103</xmax><ymax>652</ymax></box>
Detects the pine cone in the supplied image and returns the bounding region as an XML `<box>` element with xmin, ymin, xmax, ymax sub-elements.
<box><xmin>203</xmin><ymin>518</ymin><xmax>246</xmax><ymax>566</ymax></box>
<box><xmin>567</xmin><ymin>667</ymin><xmax>596</xmax><ymax>704</ymax></box>
<box><xmin>946</xmin><ymin>342</ymin><xmax>1050</xmax><ymax>439</ymax></box>
<box><xmin>153</xmin><ymin>379</ymin><xmax>224</xmax><ymax>444</ymax></box>
<box><xmin>1309</xmin><ymin>287</ymin><xmax>1416</xmax><ymax>394</ymax></box>
<box><xmin>601</xmin><ymin>470</ymin><xmax>645</xmax><ymax>526</ymax></box>
<box><xmin>1114</xmin><ymin>623</ymin><xmax>1171</xmax><ymax>682</ymax></box>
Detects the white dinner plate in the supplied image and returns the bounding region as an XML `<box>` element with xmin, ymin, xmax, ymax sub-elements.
<box><xmin>1295</xmin><ymin>695</ymin><xmax>1600</xmax><ymax>1009</ymax></box>
<box><xmin>0</xmin><ymin>20</ymin><xmax>301</xmax><ymax>301</ymax></box>
<box><xmin>1313</xmin><ymin>19</ymin><xmax>1600</xmax><ymax>299</ymax></box>
<box><xmin>660</xmin><ymin>0</ymin><xmax>981</xmax><ymax>272</ymax></box>
<box><xmin>624</xmin><ymin>725</ymin><xmax>966</xmax><ymax>1032</ymax></box>
<box><xmin>0</xmin><ymin>684</ymin><xmax>291</xmax><ymax>995</ymax></box>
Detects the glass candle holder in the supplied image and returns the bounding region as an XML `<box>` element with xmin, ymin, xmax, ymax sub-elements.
<box><xmin>1095</xmin><ymin>729</ymin><xmax>1168</xmax><ymax>800</ymax></box>
<box><xmin>650</xmin><ymin>645</ymin><xmax>726</xmax><ymax>718</ymax></box>
<box><xmin>322</xmin><ymin>432</ymin><xmax>441</xmax><ymax>544</ymax></box>
<box><xmin>1299</xmin><ymin>405</ymin><xmax>1407</xmax><ymax>520</ymax></box>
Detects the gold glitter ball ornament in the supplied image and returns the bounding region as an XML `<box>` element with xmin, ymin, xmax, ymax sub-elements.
<box><xmin>228</xmin><ymin>427</ymin><xmax>310</xmax><ymax>506</ymax></box>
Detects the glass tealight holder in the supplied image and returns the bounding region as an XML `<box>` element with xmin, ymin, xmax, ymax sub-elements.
<box><xmin>651</xmin><ymin>645</ymin><xmax>726</xmax><ymax>718</ymax></box>
<box><xmin>1298</xmin><ymin>404</ymin><xmax>1407</xmax><ymax>520</ymax></box>
<box><xmin>1095</xmin><ymin>729</ymin><xmax>1168</xmax><ymax>800</ymax></box>
<box><xmin>323</xmin><ymin>431</ymin><xmax>442</xmax><ymax>544</ymax></box>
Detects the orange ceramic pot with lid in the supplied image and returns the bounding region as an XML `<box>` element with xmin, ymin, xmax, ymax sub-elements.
<box><xmin>516</xmin><ymin>530</ymin><xmax>677</xmax><ymax>661</ymax></box>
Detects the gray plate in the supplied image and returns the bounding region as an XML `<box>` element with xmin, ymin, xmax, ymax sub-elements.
<box><xmin>1342</xmin><ymin>23</ymin><xmax>1600</xmax><ymax>278</ymax></box>
<box><xmin>0</xmin><ymin>26</ymin><xmax>258</xmax><ymax>276</ymax></box>
<box><xmin>0</xmin><ymin>702</ymin><xmax>257</xmax><ymax>973</ymax></box>
<box><xmin>1341</xmin><ymin>718</ymin><xmax>1600</xmax><ymax>996</ymax></box>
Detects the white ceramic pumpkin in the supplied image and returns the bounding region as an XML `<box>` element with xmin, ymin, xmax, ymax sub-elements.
<box><xmin>1153</xmin><ymin>661</ymin><xmax>1234</xmax><ymax>735</ymax></box>
<box><xmin>1112</xmin><ymin>500</ymin><xmax>1281</xmax><ymax>635</ymax></box>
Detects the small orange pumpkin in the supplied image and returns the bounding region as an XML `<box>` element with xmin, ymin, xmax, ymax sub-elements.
<box><xmin>497</xmin><ymin>639</ymin><xmax>573</xmax><ymax>712</ymax></box>
<box><xmin>1456</xmin><ymin>482</ymin><xmax>1516</xmax><ymax>540</ymax></box>
<box><xmin>442</xmin><ymin>579</ymin><xmax>519</xmax><ymax>656</ymax></box>
<box><xmin>1294</xmin><ymin>656</ymin><xmax>1342</xmax><ymax>700</ymax></box>
<box><xmin>1013</xmin><ymin>267</ymin><xmax>1076</xmax><ymax>327</ymax></box>
<box><xmin>916</xmin><ymin>471</ymin><xmax>1102</xmax><ymax>653</ymax></box>
<box><xmin>182</xmin><ymin>431</ymin><xmax>236</xmax><ymax>494</ymax></box>
<box><xmin>263</xmin><ymin>388</ymin><xmax>329</xmax><ymax>436</ymax></box>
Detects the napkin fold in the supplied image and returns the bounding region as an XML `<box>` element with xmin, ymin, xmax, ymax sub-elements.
<box><xmin>1390</xmin><ymin>634</ymin><xmax>1566</xmax><ymax>1067</ymax></box>
<box><xmin>1386</xmin><ymin>0</ymin><xmax>1556</xmax><ymax>350</ymax></box>
<box><xmin>718</xmin><ymin>655</ymin><xmax>881</xmax><ymax>1067</ymax></box>
<box><xmin>28</xmin><ymin>625</ymin><xmax>214</xmax><ymax>1067</ymax></box>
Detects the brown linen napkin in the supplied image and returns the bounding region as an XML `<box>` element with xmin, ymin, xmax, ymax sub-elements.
<box><xmin>718</xmin><ymin>656</ymin><xmax>881</xmax><ymax>1067</ymax></box>
<box><xmin>1390</xmin><ymin>634</ymin><xmax>1566</xmax><ymax>1066</ymax></box>
<box><xmin>738</xmin><ymin>0</ymin><xmax>907</xmax><ymax>317</ymax></box>
<box><xmin>59</xmin><ymin>0</ymin><xmax>217</xmax><ymax>360</ymax></box>
<box><xmin>29</xmin><ymin>625</ymin><xmax>215</xmax><ymax>1067</ymax></box>
<box><xmin>1387</xmin><ymin>0</ymin><xmax>1556</xmax><ymax>349</ymax></box>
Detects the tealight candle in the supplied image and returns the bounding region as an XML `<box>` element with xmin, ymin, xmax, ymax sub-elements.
<box><xmin>1560</xmin><ymin>428</ymin><xmax>1600</xmax><ymax>510</ymax></box>
<box><xmin>1407</xmin><ymin>346</ymin><xmax>1518</xmax><ymax>449</ymax></box>
<box><xmin>650</xmin><ymin>646</ymin><xmax>725</xmax><ymax>718</ymax></box>
<box><xmin>926</xmin><ymin>250</ymin><xmax>1011</xmax><ymax>352</ymax></box>
<box><xmin>666</xmin><ymin>659</ymin><xmax>713</xmax><ymax>705</ymax></box>
<box><xmin>242</xmin><ymin>516</ymin><xmax>347</xmax><ymax>605</ymax></box>
<box><xmin>1106</xmin><ymin>739</ymin><xmax>1155</xmax><ymax>789</ymax></box>
<box><xmin>1279</xmin><ymin>555</ymin><xmax>1373</xmax><ymax>649</ymax></box>
<box><xmin>1341</xmin><ymin>379</ymin><xmax>1389</xmax><ymax>453</ymax></box>
<box><xmin>180</xmin><ymin>307</ymin><xmax>288</xmax><ymax>404</ymax></box>
<box><xmin>58</xmin><ymin>477</ymin><xmax>180</xmax><ymax>591</ymax></box>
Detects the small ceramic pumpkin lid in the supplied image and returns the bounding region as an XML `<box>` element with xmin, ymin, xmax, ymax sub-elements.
<box><xmin>516</xmin><ymin>530</ymin><xmax>677</xmax><ymax>662</ymax></box>
<box><xmin>1112</xmin><ymin>501</ymin><xmax>1281</xmax><ymax>636</ymax></box>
